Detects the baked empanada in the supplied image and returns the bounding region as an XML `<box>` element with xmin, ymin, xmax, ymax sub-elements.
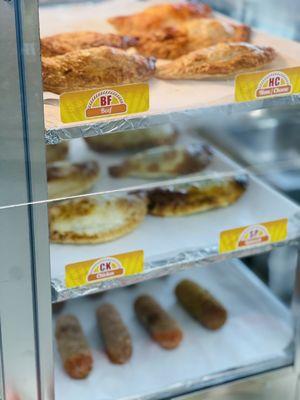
<box><xmin>183</xmin><ymin>18</ymin><xmax>251</xmax><ymax>52</ymax></box>
<box><xmin>47</xmin><ymin>161</ymin><xmax>100</xmax><ymax>199</ymax></box>
<box><xmin>135</xmin><ymin>27</ymin><xmax>189</xmax><ymax>60</ymax></box>
<box><xmin>41</xmin><ymin>31</ymin><xmax>137</xmax><ymax>57</ymax></box>
<box><xmin>49</xmin><ymin>195</ymin><xmax>147</xmax><ymax>244</ymax></box>
<box><xmin>42</xmin><ymin>46</ymin><xmax>156</xmax><ymax>94</ymax></box>
<box><xmin>109</xmin><ymin>144</ymin><xmax>212</xmax><ymax>179</ymax></box>
<box><xmin>135</xmin><ymin>19</ymin><xmax>250</xmax><ymax>60</ymax></box>
<box><xmin>84</xmin><ymin>124</ymin><xmax>177</xmax><ymax>152</ymax></box>
<box><xmin>108</xmin><ymin>2</ymin><xmax>212</xmax><ymax>36</ymax></box>
<box><xmin>156</xmin><ymin>43</ymin><xmax>276</xmax><ymax>80</ymax></box>
<box><xmin>145</xmin><ymin>177</ymin><xmax>247</xmax><ymax>217</ymax></box>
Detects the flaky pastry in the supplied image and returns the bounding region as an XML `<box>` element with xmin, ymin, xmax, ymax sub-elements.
<box><xmin>183</xmin><ymin>18</ymin><xmax>251</xmax><ymax>52</ymax></box>
<box><xmin>146</xmin><ymin>177</ymin><xmax>247</xmax><ymax>216</ymax></box>
<box><xmin>156</xmin><ymin>43</ymin><xmax>276</xmax><ymax>79</ymax></box>
<box><xmin>42</xmin><ymin>46</ymin><xmax>155</xmax><ymax>94</ymax></box>
<box><xmin>109</xmin><ymin>144</ymin><xmax>212</xmax><ymax>179</ymax></box>
<box><xmin>108</xmin><ymin>2</ymin><xmax>212</xmax><ymax>36</ymax></box>
<box><xmin>135</xmin><ymin>19</ymin><xmax>250</xmax><ymax>60</ymax></box>
<box><xmin>41</xmin><ymin>31</ymin><xmax>137</xmax><ymax>57</ymax></box>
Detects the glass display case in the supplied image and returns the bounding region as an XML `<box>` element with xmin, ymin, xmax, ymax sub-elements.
<box><xmin>0</xmin><ymin>1</ymin><xmax>300</xmax><ymax>400</ymax></box>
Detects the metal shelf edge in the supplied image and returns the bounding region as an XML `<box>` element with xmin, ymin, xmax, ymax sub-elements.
<box><xmin>52</xmin><ymin>234</ymin><xmax>300</xmax><ymax>303</ymax></box>
<box><xmin>45</xmin><ymin>94</ymin><xmax>300</xmax><ymax>144</ymax></box>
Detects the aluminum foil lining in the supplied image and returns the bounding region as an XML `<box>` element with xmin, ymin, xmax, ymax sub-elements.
<box><xmin>52</xmin><ymin>213</ymin><xmax>300</xmax><ymax>302</ymax></box>
<box><xmin>45</xmin><ymin>95</ymin><xmax>300</xmax><ymax>144</ymax></box>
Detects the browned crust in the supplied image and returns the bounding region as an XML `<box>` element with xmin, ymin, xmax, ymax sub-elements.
<box><xmin>134</xmin><ymin>20</ymin><xmax>251</xmax><ymax>60</ymax></box>
<box><xmin>184</xmin><ymin>19</ymin><xmax>251</xmax><ymax>52</ymax></box>
<box><xmin>175</xmin><ymin>279</ymin><xmax>227</xmax><ymax>330</ymax></box>
<box><xmin>146</xmin><ymin>177</ymin><xmax>247</xmax><ymax>217</ymax></box>
<box><xmin>49</xmin><ymin>196</ymin><xmax>147</xmax><ymax>244</ymax></box>
<box><xmin>47</xmin><ymin>161</ymin><xmax>99</xmax><ymax>182</ymax></box>
<box><xmin>108</xmin><ymin>144</ymin><xmax>213</xmax><ymax>179</ymax></box>
<box><xmin>233</xmin><ymin>24</ymin><xmax>251</xmax><ymax>43</ymax></box>
<box><xmin>46</xmin><ymin>142</ymin><xmax>69</xmax><ymax>163</ymax></box>
<box><xmin>47</xmin><ymin>161</ymin><xmax>100</xmax><ymax>199</ymax></box>
<box><xmin>42</xmin><ymin>46</ymin><xmax>156</xmax><ymax>94</ymax></box>
<box><xmin>41</xmin><ymin>31</ymin><xmax>138</xmax><ymax>57</ymax></box>
<box><xmin>134</xmin><ymin>295</ymin><xmax>183</xmax><ymax>349</ymax></box>
<box><xmin>108</xmin><ymin>2</ymin><xmax>212</xmax><ymax>36</ymax></box>
<box><xmin>96</xmin><ymin>304</ymin><xmax>132</xmax><ymax>364</ymax></box>
<box><xmin>156</xmin><ymin>43</ymin><xmax>276</xmax><ymax>80</ymax></box>
<box><xmin>135</xmin><ymin>27</ymin><xmax>189</xmax><ymax>60</ymax></box>
<box><xmin>56</xmin><ymin>315</ymin><xmax>93</xmax><ymax>379</ymax></box>
<box><xmin>84</xmin><ymin>130</ymin><xmax>178</xmax><ymax>152</ymax></box>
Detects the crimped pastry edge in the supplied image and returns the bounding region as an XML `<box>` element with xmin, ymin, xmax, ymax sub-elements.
<box><xmin>49</xmin><ymin>196</ymin><xmax>147</xmax><ymax>244</ymax></box>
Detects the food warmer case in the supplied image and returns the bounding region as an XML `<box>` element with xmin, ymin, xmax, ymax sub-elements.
<box><xmin>0</xmin><ymin>1</ymin><xmax>300</xmax><ymax>400</ymax></box>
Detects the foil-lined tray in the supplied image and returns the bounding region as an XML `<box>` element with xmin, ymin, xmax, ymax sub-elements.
<box><xmin>39</xmin><ymin>0</ymin><xmax>300</xmax><ymax>144</ymax></box>
<box><xmin>51</xmin><ymin>212</ymin><xmax>300</xmax><ymax>302</ymax></box>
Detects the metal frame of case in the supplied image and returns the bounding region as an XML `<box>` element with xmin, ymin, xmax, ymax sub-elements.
<box><xmin>0</xmin><ymin>1</ymin><xmax>300</xmax><ymax>400</ymax></box>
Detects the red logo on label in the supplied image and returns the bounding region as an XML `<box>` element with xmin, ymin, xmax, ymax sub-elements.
<box><xmin>238</xmin><ymin>225</ymin><xmax>270</xmax><ymax>248</ymax></box>
<box><xmin>256</xmin><ymin>71</ymin><xmax>292</xmax><ymax>98</ymax></box>
<box><xmin>85</xmin><ymin>89</ymin><xmax>127</xmax><ymax>118</ymax></box>
<box><xmin>87</xmin><ymin>257</ymin><xmax>125</xmax><ymax>282</ymax></box>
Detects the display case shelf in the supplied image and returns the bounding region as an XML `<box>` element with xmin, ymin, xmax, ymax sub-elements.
<box><xmin>40</xmin><ymin>0</ymin><xmax>300</xmax><ymax>144</ymax></box>
<box><xmin>53</xmin><ymin>260</ymin><xmax>294</xmax><ymax>400</ymax></box>
<box><xmin>51</xmin><ymin>172</ymin><xmax>300</xmax><ymax>302</ymax></box>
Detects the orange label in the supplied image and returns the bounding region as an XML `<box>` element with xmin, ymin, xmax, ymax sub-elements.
<box><xmin>60</xmin><ymin>83</ymin><xmax>149</xmax><ymax>123</ymax></box>
<box><xmin>235</xmin><ymin>67</ymin><xmax>300</xmax><ymax>102</ymax></box>
<box><xmin>65</xmin><ymin>250</ymin><xmax>144</xmax><ymax>288</ymax></box>
<box><xmin>219</xmin><ymin>219</ymin><xmax>288</xmax><ymax>253</ymax></box>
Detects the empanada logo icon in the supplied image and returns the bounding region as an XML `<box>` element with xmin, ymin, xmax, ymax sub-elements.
<box><xmin>238</xmin><ymin>224</ymin><xmax>270</xmax><ymax>248</ymax></box>
<box><xmin>85</xmin><ymin>89</ymin><xmax>127</xmax><ymax>118</ymax></box>
<box><xmin>87</xmin><ymin>256</ymin><xmax>125</xmax><ymax>282</ymax></box>
<box><xmin>256</xmin><ymin>71</ymin><xmax>292</xmax><ymax>98</ymax></box>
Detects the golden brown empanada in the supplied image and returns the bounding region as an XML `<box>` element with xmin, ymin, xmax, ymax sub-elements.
<box><xmin>109</xmin><ymin>144</ymin><xmax>212</xmax><ymax>179</ymax></box>
<box><xmin>108</xmin><ymin>2</ymin><xmax>212</xmax><ymax>36</ymax></box>
<box><xmin>84</xmin><ymin>124</ymin><xmax>177</xmax><ymax>152</ymax></box>
<box><xmin>42</xmin><ymin>46</ymin><xmax>156</xmax><ymax>94</ymax></box>
<box><xmin>183</xmin><ymin>18</ymin><xmax>251</xmax><ymax>52</ymax></box>
<box><xmin>49</xmin><ymin>195</ymin><xmax>147</xmax><ymax>244</ymax></box>
<box><xmin>41</xmin><ymin>31</ymin><xmax>137</xmax><ymax>57</ymax></box>
<box><xmin>135</xmin><ymin>19</ymin><xmax>250</xmax><ymax>60</ymax></box>
<box><xmin>156</xmin><ymin>43</ymin><xmax>276</xmax><ymax>80</ymax></box>
<box><xmin>47</xmin><ymin>161</ymin><xmax>100</xmax><ymax>199</ymax></box>
<box><xmin>135</xmin><ymin>27</ymin><xmax>189</xmax><ymax>60</ymax></box>
<box><xmin>145</xmin><ymin>177</ymin><xmax>247</xmax><ymax>217</ymax></box>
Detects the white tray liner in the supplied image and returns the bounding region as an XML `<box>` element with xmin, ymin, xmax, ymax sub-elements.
<box><xmin>54</xmin><ymin>260</ymin><xmax>293</xmax><ymax>400</ymax></box>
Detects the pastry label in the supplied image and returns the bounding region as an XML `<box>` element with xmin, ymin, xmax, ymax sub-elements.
<box><xmin>65</xmin><ymin>250</ymin><xmax>144</xmax><ymax>288</ymax></box>
<box><xmin>219</xmin><ymin>218</ymin><xmax>288</xmax><ymax>253</ymax></box>
<box><xmin>235</xmin><ymin>67</ymin><xmax>300</xmax><ymax>102</ymax></box>
<box><xmin>60</xmin><ymin>83</ymin><xmax>149</xmax><ymax>123</ymax></box>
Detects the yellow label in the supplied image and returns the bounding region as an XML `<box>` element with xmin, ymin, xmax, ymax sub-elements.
<box><xmin>60</xmin><ymin>83</ymin><xmax>149</xmax><ymax>123</ymax></box>
<box><xmin>235</xmin><ymin>67</ymin><xmax>300</xmax><ymax>102</ymax></box>
<box><xmin>65</xmin><ymin>250</ymin><xmax>144</xmax><ymax>288</ymax></box>
<box><xmin>219</xmin><ymin>219</ymin><xmax>288</xmax><ymax>253</ymax></box>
